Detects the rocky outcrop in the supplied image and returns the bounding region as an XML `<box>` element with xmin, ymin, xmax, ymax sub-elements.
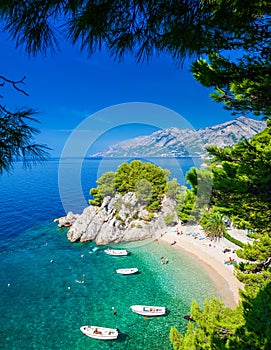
<box><xmin>67</xmin><ymin>192</ymin><xmax>178</xmax><ymax>245</ymax></box>
<box><xmin>54</xmin><ymin>211</ymin><xmax>80</xmax><ymax>227</ymax></box>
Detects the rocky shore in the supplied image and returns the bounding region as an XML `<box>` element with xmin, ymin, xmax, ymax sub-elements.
<box><xmin>58</xmin><ymin>192</ymin><xmax>178</xmax><ymax>245</ymax></box>
<box><xmin>54</xmin><ymin>211</ymin><xmax>80</xmax><ymax>227</ymax></box>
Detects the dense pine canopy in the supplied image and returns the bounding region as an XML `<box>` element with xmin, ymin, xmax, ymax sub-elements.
<box><xmin>89</xmin><ymin>160</ymin><xmax>171</xmax><ymax>212</ymax></box>
<box><xmin>208</xmin><ymin>120</ymin><xmax>271</xmax><ymax>232</ymax></box>
<box><xmin>171</xmin><ymin>122</ymin><xmax>271</xmax><ymax>350</ymax></box>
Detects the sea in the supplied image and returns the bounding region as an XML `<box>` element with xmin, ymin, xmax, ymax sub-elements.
<box><xmin>0</xmin><ymin>157</ymin><xmax>219</xmax><ymax>350</ymax></box>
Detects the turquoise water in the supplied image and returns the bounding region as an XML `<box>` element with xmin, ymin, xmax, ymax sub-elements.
<box><xmin>0</xmin><ymin>158</ymin><xmax>218</xmax><ymax>349</ymax></box>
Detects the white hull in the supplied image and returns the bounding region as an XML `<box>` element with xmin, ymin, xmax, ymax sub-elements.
<box><xmin>116</xmin><ymin>268</ymin><xmax>138</xmax><ymax>275</ymax></box>
<box><xmin>131</xmin><ymin>305</ymin><xmax>166</xmax><ymax>316</ymax></box>
<box><xmin>104</xmin><ymin>249</ymin><xmax>128</xmax><ymax>256</ymax></box>
<box><xmin>80</xmin><ymin>326</ymin><xmax>118</xmax><ymax>340</ymax></box>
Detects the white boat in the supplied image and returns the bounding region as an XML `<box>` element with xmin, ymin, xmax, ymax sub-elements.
<box><xmin>131</xmin><ymin>305</ymin><xmax>167</xmax><ymax>316</ymax></box>
<box><xmin>116</xmin><ymin>268</ymin><xmax>138</xmax><ymax>275</ymax></box>
<box><xmin>104</xmin><ymin>249</ymin><xmax>129</xmax><ymax>256</ymax></box>
<box><xmin>80</xmin><ymin>325</ymin><xmax>119</xmax><ymax>340</ymax></box>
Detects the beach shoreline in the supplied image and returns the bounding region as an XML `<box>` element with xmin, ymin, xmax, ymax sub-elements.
<box><xmin>158</xmin><ymin>225</ymin><xmax>244</xmax><ymax>308</ymax></box>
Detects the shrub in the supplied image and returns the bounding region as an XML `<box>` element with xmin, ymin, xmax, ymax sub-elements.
<box><xmin>164</xmin><ymin>213</ymin><xmax>176</xmax><ymax>226</ymax></box>
<box><xmin>144</xmin><ymin>213</ymin><xmax>154</xmax><ymax>221</ymax></box>
<box><xmin>224</xmin><ymin>232</ymin><xmax>244</xmax><ymax>248</ymax></box>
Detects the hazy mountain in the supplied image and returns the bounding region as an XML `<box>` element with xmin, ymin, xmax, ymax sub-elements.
<box><xmin>90</xmin><ymin>116</ymin><xmax>266</xmax><ymax>158</ymax></box>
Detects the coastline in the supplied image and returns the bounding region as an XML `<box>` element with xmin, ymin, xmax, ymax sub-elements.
<box><xmin>158</xmin><ymin>225</ymin><xmax>244</xmax><ymax>308</ymax></box>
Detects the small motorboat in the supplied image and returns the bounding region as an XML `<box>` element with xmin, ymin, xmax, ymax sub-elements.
<box><xmin>116</xmin><ymin>268</ymin><xmax>138</xmax><ymax>275</ymax></box>
<box><xmin>104</xmin><ymin>249</ymin><xmax>129</xmax><ymax>256</ymax></box>
<box><xmin>131</xmin><ymin>305</ymin><xmax>167</xmax><ymax>316</ymax></box>
<box><xmin>80</xmin><ymin>325</ymin><xmax>119</xmax><ymax>340</ymax></box>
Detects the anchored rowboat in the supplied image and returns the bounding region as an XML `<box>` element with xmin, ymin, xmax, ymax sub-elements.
<box><xmin>116</xmin><ymin>268</ymin><xmax>138</xmax><ymax>275</ymax></box>
<box><xmin>131</xmin><ymin>305</ymin><xmax>167</xmax><ymax>316</ymax></box>
<box><xmin>80</xmin><ymin>325</ymin><xmax>118</xmax><ymax>340</ymax></box>
<box><xmin>104</xmin><ymin>249</ymin><xmax>129</xmax><ymax>256</ymax></box>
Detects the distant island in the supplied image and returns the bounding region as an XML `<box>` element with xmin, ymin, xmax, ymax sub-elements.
<box><xmin>90</xmin><ymin>116</ymin><xmax>265</xmax><ymax>158</ymax></box>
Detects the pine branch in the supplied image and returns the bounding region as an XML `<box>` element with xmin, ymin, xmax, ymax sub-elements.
<box><xmin>0</xmin><ymin>75</ymin><xmax>29</xmax><ymax>96</ymax></box>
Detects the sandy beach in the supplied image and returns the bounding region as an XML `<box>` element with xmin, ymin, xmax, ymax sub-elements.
<box><xmin>158</xmin><ymin>225</ymin><xmax>245</xmax><ymax>308</ymax></box>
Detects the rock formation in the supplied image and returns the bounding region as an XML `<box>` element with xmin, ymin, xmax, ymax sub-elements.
<box><xmin>66</xmin><ymin>192</ymin><xmax>178</xmax><ymax>245</ymax></box>
<box><xmin>54</xmin><ymin>211</ymin><xmax>80</xmax><ymax>227</ymax></box>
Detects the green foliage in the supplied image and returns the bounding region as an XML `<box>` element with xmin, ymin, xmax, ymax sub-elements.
<box><xmin>236</xmin><ymin>282</ymin><xmax>271</xmax><ymax>349</ymax></box>
<box><xmin>89</xmin><ymin>160</ymin><xmax>173</xmax><ymax>212</ymax></box>
<box><xmin>171</xmin><ymin>124</ymin><xmax>271</xmax><ymax>350</ymax></box>
<box><xmin>235</xmin><ymin>233</ymin><xmax>271</xmax><ymax>292</ymax></box>
<box><xmin>171</xmin><ymin>288</ymin><xmax>271</xmax><ymax>349</ymax></box>
<box><xmin>96</xmin><ymin>171</ymin><xmax>116</xmax><ymax>197</ymax></box>
<box><xmin>175</xmin><ymin>167</ymin><xmax>212</xmax><ymax>223</ymax></box>
<box><xmin>132</xmin><ymin>213</ymin><xmax>138</xmax><ymax>220</ymax></box>
<box><xmin>241</xmin><ymin>234</ymin><xmax>271</xmax><ymax>262</ymax></box>
<box><xmin>206</xmin><ymin>125</ymin><xmax>271</xmax><ymax>319</ymax></box>
<box><xmin>175</xmin><ymin>187</ymin><xmax>197</xmax><ymax>223</ymax></box>
<box><xmin>113</xmin><ymin>198</ymin><xmax>123</xmax><ymax>212</ymax></box>
<box><xmin>169</xmin><ymin>327</ymin><xmax>182</xmax><ymax>350</ymax></box>
<box><xmin>185</xmin><ymin>167</ymin><xmax>198</xmax><ymax>193</ymax></box>
<box><xmin>208</xmin><ymin>123</ymin><xmax>271</xmax><ymax>233</ymax></box>
<box><xmin>170</xmin><ymin>298</ymin><xmax>244</xmax><ymax>350</ymax></box>
<box><xmin>200</xmin><ymin>211</ymin><xmax>227</xmax><ymax>240</ymax></box>
<box><xmin>144</xmin><ymin>212</ymin><xmax>154</xmax><ymax>222</ymax></box>
<box><xmin>186</xmin><ymin>166</ymin><xmax>213</xmax><ymax>219</ymax></box>
<box><xmin>110</xmin><ymin>162</ymin><xmax>130</xmax><ymax>193</ymax></box>
<box><xmin>186</xmin><ymin>167</ymin><xmax>213</xmax><ymax>200</ymax></box>
<box><xmin>88</xmin><ymin>187</ymin><xmax>102</xmax><ymax>206</ymax></box>
<box><xmin>223</xmin><ymin>232</ymin><xmax>244</xmax><ymax>248</ymax></box>
<box><xmin>164</xmin><ymin>213</ymin><xmax>175</xmax><ymax>226</ymax></box>
<box><xmin>163</xmin><ymin>168</ymin><xmax>171</xmax><ymax>181</ymax></box>
<box><xmin>135</xmin><ymin>178</ymin><xmax>152</xmax><ymax>204</ymax></box>
<box><xmin>115</xmin><ymin>214</ymin><xmax>121</xmax><ymax>221</ymax></box>
<box><xmin>145</xmin><ymin>199</ymin><xmax>161</xmax><ymax>213</ymax></box>
<box><xmin>192</xmin><ymin>50</ymin><xmax>271</xmax><ymax>119</ymax></box>
<box><xmin>0</xmin><ymin>107</ymin><xmax>50</xmax><ymax>174</ymax></box>
<box><xmin>114</xmin><ymin>160</ymin><xmax>168</xmax><ymax>196</ymax></box>
<box><xmin>2</xmin><ymin>1</ymin><xmax>270</xmax><ymax>121</ymax></box>
<box><xmin>166</xmin><ymin>178</ymin><xmax>181</xmax><ymax>199</ymax></box>
<box><xmin>89</xmin><ymin>171</ymin><xmax>116</xmax><ymax>205</ymax></box>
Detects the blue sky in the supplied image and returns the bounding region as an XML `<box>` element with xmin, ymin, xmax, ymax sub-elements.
<box><xmin>1</xmin><ymin>30</ymin><xmax>248</xmax><ymax>156</ymax></box>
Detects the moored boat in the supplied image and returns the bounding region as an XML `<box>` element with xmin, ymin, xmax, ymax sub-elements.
<box><xmin>116</xmin><ymin>268</ymin><xmax>138</xmax><ymax>275</ymax></box>
<box><xmin>131</xmin><ymin>305</ymin><xmax>167</xmax><ymax>316</ymax></box>
<box><xmin>80</xmin><ymin>325</ymin><xmax>119</xmax><ymax>340</ymax></box>
<box><xmin>104</xmin><ymin>249</ymin><xmax>129</xmax><ymax>256</ymax></box>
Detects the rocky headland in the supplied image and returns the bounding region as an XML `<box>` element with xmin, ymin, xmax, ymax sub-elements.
<box><xmin>63</xmin><ymin>192</ymin><xmax>178</xmax><ymax>245</ymax></box>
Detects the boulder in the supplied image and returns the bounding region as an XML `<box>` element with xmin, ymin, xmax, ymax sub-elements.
<box><xmin>54</xmin><ymin>211</ymin><xmax>80</xmax><ymax>227</ymax></box>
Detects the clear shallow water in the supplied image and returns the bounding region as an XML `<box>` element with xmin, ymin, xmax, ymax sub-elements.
<box><xmin>0</xmin><ymin>158</ymin><xmax>218</xmax><ymax>349</ymax></box>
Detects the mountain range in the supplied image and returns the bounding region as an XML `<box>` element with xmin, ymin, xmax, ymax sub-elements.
<box><xmin>90</xmin><ymin>116</ymin><xmax>266</xmax><ymax>158</ymax></box>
